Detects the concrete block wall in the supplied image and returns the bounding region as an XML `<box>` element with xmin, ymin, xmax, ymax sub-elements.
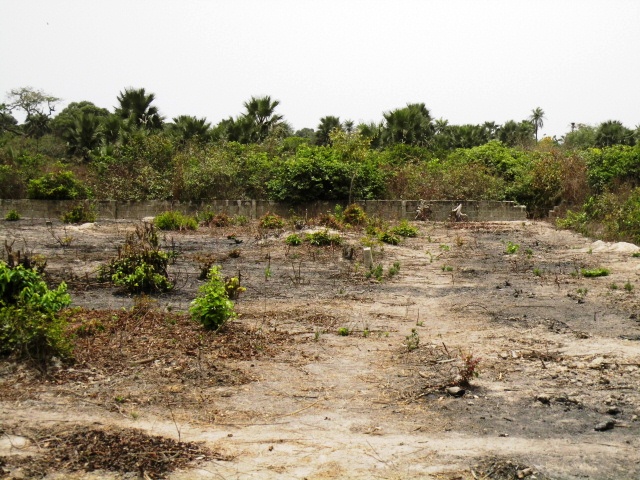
<box><xmin>0</xmin><ymin>198</ymin><xmax>527</xmax><ymax>222</ymax></box>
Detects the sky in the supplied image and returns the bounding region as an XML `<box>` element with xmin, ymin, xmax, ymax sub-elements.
<box><xmin>1</xmin><ymin>0</ymin><xmax>639</xmax><ymax>139</ymax></box>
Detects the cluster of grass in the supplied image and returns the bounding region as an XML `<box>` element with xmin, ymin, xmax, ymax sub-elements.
<box><xmin>5</xmin><ymin>209</ymin><xmax>21</xmax><ymax>221</ymax></box>
<box><xmin>155</xmin><ymin>210</ymin><xmax>198</xmax><ymax>231</ymax></box>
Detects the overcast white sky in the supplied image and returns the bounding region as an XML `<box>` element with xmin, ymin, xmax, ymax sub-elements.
<box><xmin>2</xmin><ymin>0</ymin><xmax>639</xmax><ymax>139</ymax></box>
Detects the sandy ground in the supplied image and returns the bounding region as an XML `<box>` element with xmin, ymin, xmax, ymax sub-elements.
<box><xmin>1</xmin><ymin>218</ymin><xmax>639</xmax><ymax>479</ymax></box>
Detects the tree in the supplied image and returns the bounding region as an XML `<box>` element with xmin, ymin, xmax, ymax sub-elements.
<box><xmin>4</xmin><ymin>87</ymin><xmax>60</xmax><ymax>120</ymax></box>
<box><xmin>381</xmin><ymin>103</ymin><xmax>433</xmax><ymax>146</ymax></box>
<box><xmin>242</xmin><ymin>95</ymin><xmax>284</xmax><ymax>142</ymax></box>
<box><xmin>357</xmin><ymin>122</ymin><xmax>383</xmax><ymax>149</ymax></box>
<box><xmin>315</xmin><ymin>116</ymin><xmax>342</xmax><ymax>146</ymax></box>
<box><xmin>562</xmin><ymin>123</ymin><xmax>596</xmax><ymax>149</ymax></box>
<box><xmin>169</xmin><ymin>115</ymin><xmax>211</xmax><ymax>143</ymax></box>
<box><xmin>115</xmin><ymin>87</ymin><xmax>163</xmax><ymax>131</ymax></box>
<box><xmin>61</xmin><ymin>112</ymin><xmax>103</xmax><ymax>160</ymax></box>
<box><xmin>595</xmin><ymin>120</ymin><xmax>635</xmax><ymax>147</ymax></box>
<box><xmin>0</xmin><ymin>105</ymin><xmax>19</xmax><ymax>135</ymax></box>
<box><xmin>50</xmin><ymin>101</ymin><xmax>109</xmax><ymax>136</ymax></box>
<box><xmin>529</xmin><ymin>107</ymin><xmax>545</xmax><ymax>142</ymax></box>
<box><xmin>497</xmin><ymin>120</ymin><xmax>535</xmax><ymax>147</ymax></box>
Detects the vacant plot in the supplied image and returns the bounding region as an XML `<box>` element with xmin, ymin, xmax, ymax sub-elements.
<box><xmin>1</xmin><ymin>218</ymin><xmax>639</xmax><ymax>479</ymax></box>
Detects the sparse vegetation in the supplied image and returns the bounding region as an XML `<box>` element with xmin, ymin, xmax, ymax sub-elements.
<box><xmin>190</xmin><ymin>265</ymin><xmax>236</xmax><ymax>330</ymax></box>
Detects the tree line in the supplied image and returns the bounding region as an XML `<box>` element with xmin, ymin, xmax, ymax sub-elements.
<box><xmin>2</xmin><ymin>86</ymin><xmax>640</xmax><ymax>242</ymax></box>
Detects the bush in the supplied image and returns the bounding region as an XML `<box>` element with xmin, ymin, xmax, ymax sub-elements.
<box><xmin>379</xmin><ymin>231</ymin><xmax>401</xmax><ymax>245</ymax></box>
<box><xmin>343</xmin><ymin>204</ymin><xmax>367</xmax><ymax>226</ymax></box>
<box><xmin>155</xmin><ymin>211</ymin><xmax>198</xmax><ymax>231</ymax></box>
<box><xmin>285</xmin><ymin>234</ymin><xmax>302</xmax><ymax>246</ymax></box>
<box><xmin>190</xmin><ymin>266</ymin><xmax>236</xmax><ymax>330</ymax></box>
<box><xmin>61</xmin><ymin>202</ymin><xmax>97</xmax><ymax>224</ymax></box>
<box><xmin>260</xmin><ymin>212</ymin><xmax>285</xmax><ymax>229</ymax></box>
<box><xmin>27</xmin><ymin>170</ymin><xmax>91</xmax><ymax>200</ymax></box>
<box><xmin>99</xmin><ymin>224</ymin><xmax>173</xmax><ymax>294</ymax></box>
<box><xmin>305</xmin><ymin>230</ymin><xmax>343</xmax><ymax>246</ymax></box>
<box><xmin>0</xmin><ymin>262</ymin><xmax>72</xmax><ymax>361</ymax></box>
<box><xmin>390</xmin><ymin>220</ymin><xmax>418</xmax><ymax>237</ymax></box>
<box><xmin>5</xmin><ymin>210</ymin><xmax>21</xmax><ymax>221</ymax></box>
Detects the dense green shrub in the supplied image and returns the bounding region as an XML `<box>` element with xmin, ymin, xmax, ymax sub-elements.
<box><xmin>343</xmin><ymin>204</ymin><xmax>367</xmax><ymax>226</ymax></box>
<box><xmin>99</xmin><ymin>224</ymin><xmax>173</xmax><ymax>293</ymax></box>
<box><xmin>260</xmin><ymin>212</ymin><xmax>285</xmax><ymax>229</ymax></box>
<box><xmin>285</xmin><ymin>233</ymin><xmax>302</xmax><ymax>246</ymax></box>
<box><xmin>391</xmin><ymin>220</ymin><xmax>419</xmax><ymax>237</ymax></box>
<box><xmin>61</xmin><ymin>202</ymin><xmax>97</xmax><ymax>224</ymax></box>
<box><xmin>305</xmin><ymin>230</ymin><xmax>343</xmax><ymax>246</ymax></box>
<box><xmin>27</xmin><ymin>170</ymin><xmax>91</xmax><ymax>200</ymax></box>
<box><xmin>190</xmin><ymin>266</ymin><xmax>236</xmax><ymax>330</ymax></box>
<box><xmin>5</xmin><ymin>210</ymin><xmax>21</xmax><ymax>221</ymax></box>
<box><xmin>583</xmin><ymin>146</ymin><xmax>640</xmax><ymax>193</ymax></box>
<box><xmin>0</xmin><ymin>262</ymin><xmax>72</xmax><ymax>361</ymax></box>
<box><xmin>155</xmin><ymin>210</ymin><xmax>198</xmax><ymax>231</ymax></box>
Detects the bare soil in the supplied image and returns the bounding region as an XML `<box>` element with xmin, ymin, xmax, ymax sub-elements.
<box><xmin>1</xmin><ymin>218</ymin><xmax>639</xmax><ymax>479</ymax></box>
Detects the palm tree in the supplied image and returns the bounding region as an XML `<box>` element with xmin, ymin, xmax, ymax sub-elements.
<box><xmin>381</xmin><ymin>103</ymin><xmax>433</xmax><ymax>146</ymax></box>
<box><xmin>116</xmin><ymin>87</ymin><xmax>163</xmax><ymax>131</ymax></box>
<box><xmin>595</xmin><ymin>120</ymin><xmax>635</xmax><ymax>147</ymax></box>
<box><xmin>242</xmin><ymin>95</ymin><xmax>284</xmax><ymax>142</ymax></box>
<box><xmin>529</xmin><ymin>107</ymin><xmax>545</xmax><ymax>142</ymax></box>
<box><xmin>315</xmin><ymin>116</ymin><xmax>343</xmax><ymax>146</ymax></box>
<box><xmin>62</xmin><ymin>112</ymin><xmax>103</xmax><ymax>161</ymax></box>
<box><xmin>170</xmin><ymin>115</ymin><xmax>211</xmax><ymax>143</ymax></box>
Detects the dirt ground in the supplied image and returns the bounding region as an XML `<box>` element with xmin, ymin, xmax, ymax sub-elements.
<box><xmin>1</xmin><ymin>217</ymin><xmax>639</xmax><ymax>479</ymax></box>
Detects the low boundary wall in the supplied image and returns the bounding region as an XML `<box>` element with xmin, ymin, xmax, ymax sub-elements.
<box><xmin>0</xmin><ymin>199</ymin><xmax>527</xmax><ymax>222</ymax></box>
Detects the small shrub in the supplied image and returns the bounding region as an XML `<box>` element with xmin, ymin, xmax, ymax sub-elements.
<box><xmin>366</xmin><ymin>264</ymin><xmax>384</xmax><ymax>281</ymax></box>
<box><xmin>457</xmin><ymin>352</ymin><xmax>481</xmax><ymax>386</ymax></box>
<box><xmin>285</xmin><ymin>234</ymin><xmax>302</xmax><ymax>246</ymax></box>
<box><xmin>533</xmin><ymin>268</ymin><xmax>542</xmax><ymax>276</ymax></box>
<box><xmin>315</xmin><ymin>213</ymin><xmax>343</xmax><ymax>230</ymax></box>
<box><xmin>0</xmin><ymin>262</ymin><xmax>72</xmax><ymax>362</ymax></box>
<box><xmin>624</xmin><ymin>281</ymin><xmax>634</xmax><ymax>292</ymax></box>
<box><xmin>581</xmin><ymin>268</ymin><xmax>610</xmax><ymax>278</ymax></box>
<box><xmin>155</xmin><ymin>211</ymin><xmax>198</xmax><ymax>231</ymax></box>
<box><xmin>27</xmin><ymin>170</ymin><xmax>91</xmax><ymax>200</ymax></box>
<box><xmin>260</xmin><ymin>212</ymin><xmax>285</xmax><ymax>229</ymax></box>
<box><xmin>201</xmin><ymin>212</ymin><xmax>231</xmax><ymax>227</ymax></box>
<box><xmin>343</xmin><ymin>204</ymin><xmax>367</xmax><ymax>226</ymax></box>
<box><xmin>379</xmin><ymin>231</ymin><xmax>401</xmax><ymax>245</ymax></box>
<box><xmin>225</xmin><ymin>276</ymin><xmax>246</xmax><ymax>300</ymax></box>
<box><xmin>5</xmin><ymin>210</ymin><xmax>21</xmax><ymax>221</ymax></box>
<box><xmin>388</xmin><ymin>261</ymin><xmax>401</xmax><ymax>277</ymax></box>
<box><xmin>505</xmin><ymin>241</ymin><xmax>520</xmax><ymax>255</ymax></box>
<box><xmin>61</xmin><ymin>202</ymin><xmax>97</xmax><ymax>224</ymax></box>
<box><xmin>190</xmin><ymin>266</ymin><xmax>236</xmax><ymax>330</ymax></box>
<box><xmin>305</xmin><ymin>230</ymin><xmax>343</xmax><ymax>246</ymax></box>
<box><xmin>99</xmin><ymin>224</ymin><xmax>173</xmax><ymax>294</ymax></box>
<box><xmin>391</xmin><ymin>220</ymin><xmax>419</xmax><ymax>238</ymax></box>
<box><xmin>233</xmin><ymin>215</ymin><xmax>249</xmax><ymax>226</ymax></box>
<box><xmin>405</xmin><ymin>328</ymin><xmax>420</xmax><ymax>352</ymax></box>
<box><xmin>337</xmin><ymin>327</ymin><xmax>350</xmax><ymax>336</ymax></box>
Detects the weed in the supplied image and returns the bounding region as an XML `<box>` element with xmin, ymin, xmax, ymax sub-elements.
<box><xmin>343</xmin><ymin>204</ymin><xmax>367</xmax><ymax>226</ymax></box>
<box><xmin>337</xmin><ymin>327</ymin><xmax>350</xmax><ymax>336</ymax></box>
<box><xmin>195</xmin><ymin>253</ymin><xmax>217</xmax><ymax>280</ymax></box>
<box><xmin>366</xmin><ymin>264</ymin><xmax>384</xmax><ymax>281</ymax></box>
<box><xmin>391</xmin><ymin>220</ymin><xmax>419</xmax><ymax>238</ymax></box>
<box><xmin>306</xmin><ymin>230</ymin><xmax>343</xmax><ymax>247</ymax></box>
<box><xmin>314</xmin><ymin>329</ymin><xmax>322</xmax><ymax>342</ymax></box>
<box><xmin>260</xmin><ymin>212</ymin><xmax>285</xmax><ymax>229</ymax></box>
<box><xmin>5</xmin><ymin>210</ymin><xmax>21</xmax><ymax>221</ymax></box>
<box><xmin>285</xmin><ymin>233</ymin><xmax>302</xmax><ymax>246</ymax></box>
<box><xmin>633</xmin><ymin>252</ymin><xmax>640</xmax><ymax>258</ymax></box>
<box><xmin>204</xmin><ymin>212</ymin><xmax>231</xmax><ymax>227</ymax></box>
<box><xmin>62</xmin><ymin>202</ymin><xmax>96</xmax><ymax>224</ymax></box>
<box><xmin>441</xmin><ymin>265</ymin><xmax>453</xmax><ymax>272</ymax></box>
<box><xmin>155</xmin><ymin>211</ymin><xmax>198</xmax><ymax>231</ymax></box>
<box><xmin>316</xmin><ymin>212</ymin><xmax>343</xmax><ymax>230</ymax></box>
<box><xmin>362</xmin><ymin>327</ymin><xmax>370</xmax><ymax>338</ymax></box>
<box><xmin>533</xmin><ymin>267</ymin><xmax>542</xmax><ymax>276</ymax></box>
<box><xmin>228</xmin><ymin>248</ymin><xmax>241</xmax><ymax>258</ymax></box>
<box><xmin>387</xmin><ymin>261</ymin><xmax>401</xmax><ymax>277</ymax></box>
<box><xmin>233</xmin><ymin>215</ymin><xmax>249</xmax><ymax>226</ymax></box>
<box><xmin>454</xmin><ymin>235</ymin><xmax>465</xmax><ymax>247</ymax></box>
<box><xmin>505</xmin><ymin>241</ymin><xmax>520</xmax><ymax>255</ymax></box>
<box><xmin>405</xmin><ymin>328</ymin><xmax>420</xmax><ymax>352</ymax></box>
<box><xmin>524</xmin><ymin>248</ymin><xmax>533</xmax><ymax>256</ymax></box>
<box><xmin>457</xmin><ymin>352</ymin><xmax>481</xmax><ymax>386</ymax></box>
<box><xmin>582</xmin><ymin>268</ymin><xmax>610</xmax><ymax>278</ymax></box>
<box><xmin>225</xmin><ymin>276</ymin><xmax>246</xmax><ymax>300</ymax></box>
<box><xmin>379</xmin><ymin>230</ymin><xmax>401</xmax><ymax>245</ymax></box>
<box><xmin>624</xmin><ymin>281</ymin><xmax>634</xmax><ymax>292</ymax></box>
<box><xmin>439</xmin><ymin>244</ymin><xmax>450</xmax><ymax>252</ymax></box>
<box><xmin>190</xmin><ymin>265</ymin><xmax>236</xmax><ymax>330</ymax></box>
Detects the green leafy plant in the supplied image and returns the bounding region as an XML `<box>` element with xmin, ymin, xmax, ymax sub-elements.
<box><xmin>624</xmin><ymin>281</ymin><xmax>634</xmax><ymax>292</ymax></box>
<box><xmin>581</xmin><ymin>268</ymin><xmax>610</xmax><ymax>278</ymax></box>
<box><xmin>337</xmin><ymin>327</ymin><xmax>350</xmax><ymax>336</ymax></box>
<box><xmin>391</xmin><ymin>220</ymin><xmax>419</xmax><ymax>238</ymax></box>
<box><xmin>0</xmin><ymin>262</ymin><xmax>72</xmax><ymax>362</ymax></box>
<box><xmin>224</xmin><ymin>276</ymin><xmax>246</xmax><ymax>300</ymax></box>
<box><xmin>405</xmin><ymin>328</ymin><xmax>420</xmax><ymax>352</ymax></box>
<box><xmin>155</xmin><ymin>211</ymin><xmax>198</xmax><ymax>231</ymax></box>
<box><xmin>343</xmin><ymin>204</ymin><xmax>368</xmax><ymax>226</ymax></box>
<box><xmin>388</xmin><ymin>261</ymin><xmax>401</xmax><ymax>277</ymax></box>
<box><xmin>5</xmin><ymin>210</ymin><xmax>21</xmax><ymax>221</ymax></box>
<box><xmin>305</xmin><ymin>230</ymin><xmax>343</xmax><ymax>246</ymax></box>
<box><xmin>99</xmin><ymin>224</ymin><xmax>173</xmax><ymax>293</ymax></box>
<box><xmin>61</xmin><ymin>202</ymin><xmax>97</xmax><ymax>224</ymax></box>
<box><xmin>609</xmin><ymin>283</ymin><xmax>619</xmax><ymax>290</ymax></box>
<box><xmin>441</xmin><ymin>265</ymin><xmax>454</xmax><ymax>272</ymax></box>
<box><xmin>190</xmin><ymin>266</ymin><xmax>237</xmax><ymax>330</ymax></box>
<box><xmin>233</xmin><ymin>215</ymin><xmax>249</xmax><ymax>226</ymax></box>
<box><xmin>260</xmin><ymin>212</ymin><xmax>285</xmax><ymax>229</ymax></box>
<box><xmin>533</xmin><ymin>268</ymin><xmax>542</xmax><ymax>276</ymax></box>
<box><xmin>27</xmin><ymin>170</ymin><xmax>91</xmax><ymax>200</ymax></box>
<box><xmin>285</xmin><ymin>234</ymin><xmax>302</xmax><ymax>246</ymax></box>
<box><xmin>439</xmin><ymin>244</ymin><xmax>450</xmax><ymax>252</ymax></box>
<box><xmin>366</xmin><ymin>264</ymin><xmax>384</xmax><ymax>281</ymax></box>
<box><xmin>505</xmin><ymin>241</ymin><xmax>520</xmax><ymax>254</ymax></box>
<box><xmin>379</xmin><ymin>230</ymin><xmax>401</xmax><ymax>245</ymax></box>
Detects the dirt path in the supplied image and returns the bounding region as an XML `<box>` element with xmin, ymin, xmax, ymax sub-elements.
<box><xmin>1</xmin><ymin>219</ymin><xmax>639</xmax><ymax>479</ymax></box>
